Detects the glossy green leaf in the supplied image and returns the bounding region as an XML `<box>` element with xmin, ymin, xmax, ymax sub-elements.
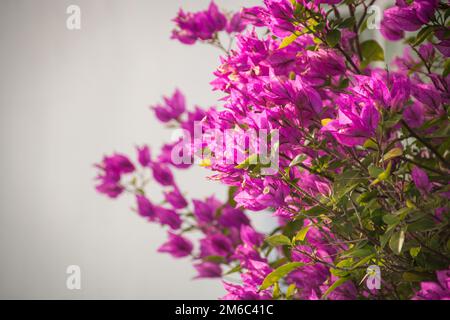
<box><xmin>294</xmin><ymin>226</ymin><xmax>310</xmax><ymax>242</ymax></box>
<box><xmin>361</xmin><ymin>40</ymin><xmax>385</xmax><ymax>66</ymax></box>
<box><xmin>235</xmin><ymin>153</ymin><xmax>258</xmax><ymax>169</ymax></box>
<box><xmin>265</xmin><ymin>234</ymin><xmax>292</xmax><ymax>247</ymax></box>
<box><xmin>383</xmin><ymin>214</ymin><xmax>401</xmax><ymax>225</ymax></box>
<box><xmin>289</xmin><ymin>154</ymin><xmax>307</xmax><ymax>167</ymax></box>
<box><xmin>286</xmin><ymin>283</ymin><xmax>297</xmax><ymax>299</ymax></box>
<box><xmin>409</xmin><ymin>247</ymin><xmax>421</xmax><ymax>258</ymax></box>
<box><xmin>321</xmin><ymin>277</ymin><xmax>349</xmax><ymax>299</ymax></box>
<box><xmin>326</xmin><ymin>29</ymin><xmax>341</xmax><ymax>47</ymax></box>
<box><xmin>403</xmin><ymin>271</ymin><xmax>432</xmax><ymax>282</ymax></box>
<box><xmin>382</xmin><ymin>147</ymin><xmax>403</xmax><ymax>161</ymax></box>
<box><xmin>260</xmin><ymin>262</ymin><xmax>305</xmax><ymax>290</ymax></box>
<box><xmin>338</xmin><ymin>17</ymin><xmax>355</xmax><ymax>29</ymax></box>
<box><xmin>279</xmin><ymin>33</ymin><xmax>299</xmax><ymax>49</ymax></box>
<box><xmin>389</xmin><ymin>228</ymin><xmax>406</xmax><ymax>255</ymax></box>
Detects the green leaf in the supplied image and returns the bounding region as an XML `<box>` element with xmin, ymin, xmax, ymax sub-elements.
<box><xmin>408</xmin><ymin>217</ymin><xmax>436</xmax><ymax>232</ymax></box>
<box><xmin>357</xmin><ymin>190</ymin><xmax>378</xmax><ymax>204</ymax></box>
<box><xmin>359</xmin><ymin>18</ymin><xmax>368</xmax><ymax>33</ymax></box>
<box><xmin>289</xmin><ymin>154</ymin><xmax>307</xmax><ymax>167</ymax></box>
<box><xmin>279</xmin><ymin>33</ymin><xmax>299</xmax><ymax>49</ymax></box>
<box><xmin>361</xmin><ymin>40</ymin><xmax>385</xmax><ymax>67</ymax></box>
<box><xmin>272</xmin><ymin>282</ymin><xmax>281</xmax><ymax>299</ymax></box>
<box><xmin>382</xmin><ymin>147</ymin><xmax>403</xmax><ymax>161</ymax></box>
<box><xmin>413</xmin><ymin>26</ymin><xmax>434</xmax><ymax>47</ymax></box>
<box><xmin>260</xmin><ymin>262</ymin><xmax>305</xmax><ymax>290</ymax></box>
<box><xmin>443</xmin><ymin>59</ymin><xmax>450</xmax><ymax>78</ymax></box>
<box><xmin>363</xmin><ymin>138</ymin><xmax>378</xmax><ymax>150</ymax></box>
<box><xmin>352</xmin><ymin>253</ymin><xmax>376</xmax><ymax>269</ymax></box>
<box><xmin>392</xmin><ymin>207</ymin><xmax>412</xmax><ymax>219</ymax></box>
<box><xmin>333</xmin><ymin>169</ymin><xmax>364</xmax><ymax>199</ymax></box>
<box><xmin>321</xmin><ymin>277</ymin><xmax>349</xmax><ymax>299</ymax></box>
<box><xmin>389</xmin><ymin>228</ymin><xmax>406</xmax><ymax>255</ymax></box>
<box><xmin>383</xmin><ymin>214</ymin><xmax>401</xmax><ymax>225</ymax></box>
<box><xmin>377</xmin><ymin>161</ymin><xmax>392</xmax><ymax>181</ymax></box>
<box><xmin>384</xmin><ymin>114</ymin><xmax>403</xmax><ymax>128</ymax></box>
<box><xmin>294</xmin><ymin>226</ymin><xmax>310</xmax><ymax>242</ymax></box>
<box><xmin>223</xmin><ymin>264</ymin><xmax>242</xmax><ymax>275</ymax></box>
<box><xmin>326</xmin><ymin>29</ymin><xmax>341</xmax><ymax>48</ymax></box>
<box><xmin>235</xmin><ymin>153</ymin><xmax>258</xmax><ymax>169</ymax></box>
<box><xmin>380</xmin><ymin>229</ymin><xmax>393</xmax><ymax>249</ymax></box>
<box><xmin>402</xmin><ymin>271</ymin><xmax>432</xmax><ymax>282</ymax></box>
<box><xmin>409</xmin><ymin>247</ymin><xmax>421</xmax><ymax>258</ymax></box>
<box><xmin>265</xmin><ymin>234</ymin><xmax>292</xmax><ymax>247</ymax></box>
<box><xmin>303</xmin><ymin>205</ymin><xmax>329</xmax><ymax>216</ymax></box>
<box><xmin>368</xmin><ymin>164</ymin><xmax>384</xmax><ymax>178</ymax></box>
<box><xmin>286</xmin><ymin>284</ymin><xmax>297</xmax><ymax>300</ymax></box>
<box><xmin>343</xmin><ymin>247</ymin><xmax>374</xmax><ymax>259</ymax></box>
<box><xmin>330</xmin><ymin>258</ymin><xmax>353</xmax><ymax>277</ymax></box>
<box><xmin>203</xmin><ymin>255</ymin><xmax>226</xmax><ymax>263</ymax></box>
<box><xmin>338</xmin><ymin>17</ymin><xmax>355</xmax><ymax>29</ymax></box>
<box><xmin>227</xmin><ymin>186</ymin><xmax>237</xmax><ymax>207</ymax></box>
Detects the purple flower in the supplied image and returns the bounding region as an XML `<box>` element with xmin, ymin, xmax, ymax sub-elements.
<box><xmin>234</xmin><ymin>178</ymin><xmax>290</xmax><ymax>211</ymax></box>
<box><xmin>412</xmin><ymin>83</ymin><xmax>442</xmax><ymax>109</ymax></box>
<box><xmin>156</xmin><ymin>207</ymin><xmax>182</xmax><ymax>230</ymax></box>
<box><xmin>151</xmin><ymin>163</ymin><xmax>174</xmax><ymax>186</ymax></box>
<box><xmin>434</xmin><ymin>207</ymin><xmax>447</xmax><ymax>223</ymax></box>
<box><xmin>137</xmin><ymin>145</ymin><xmax>151</xmax><ymax>167</ymax></box>
<box><xmin>411</xmin><ymin>166</ymin><xmax>432</xmax><ymax>194</ymax></box>
<box><xmin>136</xmin><ymin>195</ymin><xmax>157</xmax><ymax>220</ymax></box>
<box><xmin>321</xmin><ymin>276</ymin><xmax>358</xmax><ymax>300</ymax></box>
<box><xmin>95</xmin><ymin>177</ymin><xmax>123</xmax><ymax>198</ymax></box>
<box><xmin>241</xmin><ymin>7</ymin><xmax>270</xmax><ymax>28</ymax></box>
<box><xmin>419</xmin><ymin>43</ymin><xmax>435</xmax><ymax>62</ymax></box>
<box><xmin>322</xmin><ymin>102</ymin><xmax>380</xmax><ymax>147</ymax></box>
<box><xmin>180</xmin><ymin>106</ymin><xmax>206</xmax><ymax>136</ymax></box>
<box><xmin>164</xmin><ymin>187</ymin><xmax>188</xmax><ymax>209</ymax></box>
<box><xmin>383</xmin><ymin>6</ymin><xmax>422</xmax><ymax>32</ymax></box>
<box><xmin>222</xmin><ymin>281</ymin><xmax>271</xmax><ymax>300</ymax></box>
<box><xmin>95</xmin><ymin>153</ymin><xmax>135</xmax><ymax>198</ymax></box>
<box><xmin>316</xmin><ymin>0</ymin><xmax>341</xmax><ymax>4</ymax></box>
<box><xmin>158</xmin><ymin>232</ymin><xmax>193</xmax><ymax>258</ymax></box>
<box><xmin>158</xmin><ymin>142</ymin><xmax>193</xmax><ymax>169</ymax></box>
<box><xmin>380</xmin><ymin>18</ymin><xmax>404</xmax><ymax>41</ymax></box>
<box><xmin>194</xmin><ymin>261</ymin><xmax>222</xmax><ymax>278</ymax></box>
<box><xmin>218</xmin><ymin>207</ymin><xmax>250</xmax><ymax>229</ymax></box>
<box><xmin>240</xmin><ymin>225</ymin><xmax>264</xmax><ymax>247</ymax></box>
<box><xmin>414</xmin><ymin>0</ymin><xmax>439</xmax><ymax>24</ymax></box>
<box><xmin>264</xmin><ymin>0</ymin><xmax>296</xmax><ymax>37</ymax></box>
<box><xmin>435</xmin><ymin>39</ymin><xmax>450</xmax><ymax>58</ymax></box>
<box><xmin>171</xmin><ymin>2</ymin><xmax>227</xmax><ymax>45</ymax></box>
<box><xmin>307</xmin><ymin>49</ymin><xmax>346</xmax><ymax>77</ymax></box>
<box><xmin>200</xmin><ymin>234</ymin><xmax>233</xmax><ymax>257</ymax></box>
<box><xmin>413</xmin><ymin>269</ymin><xmax>450</xmax><ymax>300</ymax></box>
<box><xmin>381</xmin><ymin>1</ymin><xmax>438</xmax><ymax>41</ymax></box>
<box><xmin>226</xmin><ymin>12</ymin><xmax>246</xmax><ymax>34</ymax></box>
<box><xmin>192</xmin><ymin>197</ymin><xmax>221</xmax><ymax>224</ymax></box>
<box><xmin>151</xmin><ymin>89</ymin><xmax>186</xmax><ymax>123</ymax></box>
<box><xmin>403</xmin><ymin>103</ymin><xmax>424</xmax><ymax>128</ymax></box>
<box><xmin>102</xmin><ymin>153</ymin><xmax>135</xmax><ymax>174</ymax></box>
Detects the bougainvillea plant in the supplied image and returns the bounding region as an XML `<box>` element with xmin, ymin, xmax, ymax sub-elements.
<box><xmin>95</xmin><ymin>0</ymin><xmax>450</xmax><ymax>300</ymax></box>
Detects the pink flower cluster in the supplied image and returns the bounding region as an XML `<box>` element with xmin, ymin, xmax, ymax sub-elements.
<box><xmin>171</xmin><ymin>2</ymin><xmax>246</xmax><ymax>45</ymax></box>
<box><xmin>96</xmin><ymin>1</ymin><xmax>450</xmax><ymax>300</ymax></box>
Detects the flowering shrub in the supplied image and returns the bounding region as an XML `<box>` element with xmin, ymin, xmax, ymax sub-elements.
<box><xmin>95</xmin><ymin>0</ymin><xmax>450</xmax><ymax>300</ymax></box>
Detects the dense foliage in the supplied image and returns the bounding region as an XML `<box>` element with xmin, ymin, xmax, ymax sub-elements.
<box><xmin>95</xmin><ymin>0</ymin><xmax>450</xmax><ymax>300</ymax></box>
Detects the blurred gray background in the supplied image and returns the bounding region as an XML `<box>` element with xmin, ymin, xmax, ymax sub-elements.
<box><xmin>0</xmin><ymin>0</ymin><xmax>266</xmax><ymax>299</ymax></box>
